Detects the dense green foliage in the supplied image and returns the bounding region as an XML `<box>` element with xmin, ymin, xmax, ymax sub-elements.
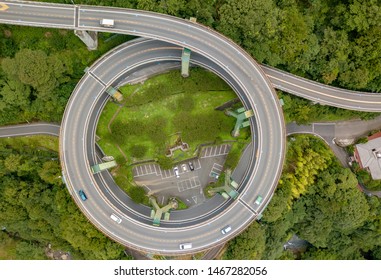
<box><xmin>225</xmin><ymin>135</ymin><xmax>381</xmax><ymax>260</ymax></box>
<box><xmin>0</xmin><ymin>138</ymin><xmax>125</xmax><ymax>259</ymax></box>
<box><xmin>279</xmin><ymin>92</ymin><xmax>380</xmax><ymax>124</ymax></box>
<box><xmin>0</xmin><ymin>25</ymin><xmax>131</xmax><ymax>125</ymax></box>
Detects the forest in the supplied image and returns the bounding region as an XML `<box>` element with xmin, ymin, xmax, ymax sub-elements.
<box><xmin>1</xmin><ymin>0</ymin><xmax>381</xmax><ymax>259</ymax></box>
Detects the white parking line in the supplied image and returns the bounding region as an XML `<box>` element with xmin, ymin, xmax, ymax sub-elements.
<box><xmin>196</xmin><ymin>158</ymin><xmax>201</xmax><ymax>170</ymax></box>
<box><xmin>213</xmin><ymin>163</ymin><xmax>223</xmax><ymax>171</ymax></box>
<box><xmin>224</xmin><ymin>145</ymin><xmax>229</xmax><ymax>154</ymax></box>
<box><xmin>177</xmin><ymin>177</ymin><xmax>200</xmax><ymax>192</ymax></box>
<box><xmin>133</xmin><ymin>163</ymin><xmax>164</xmax><ymax>178</ymax></box>
<box><xmin>201</xmin><ymin>145</ymin><xmax>232</xmax><ymax>158</ymax></box>
<box><xmin>155</xmin><ymin>165</ymin><xmax>161</xmax><ymax>176</ymax></box>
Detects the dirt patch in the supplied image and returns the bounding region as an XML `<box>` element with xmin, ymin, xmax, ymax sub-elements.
<box><xmin>44</xmin><ymin>32</ymin><xmax>52</xmax><ymax>38</ymax></box>
<box><xmin>45</xmin><ymin>243</ymin><xmax>72</xmax><ymax>260</ymax></box>
<box><xmin>4</xmin><ymin>30</ymin><xmax>12</xmax><ymax>38</ymax></box>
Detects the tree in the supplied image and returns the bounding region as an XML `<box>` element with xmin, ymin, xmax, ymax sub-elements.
<box><xmin>224</xmin><ymin>222</ymin><xmax>266</xmax><ymax>259</ymax></box>
<box><xmin>293</xmin><ymin>167</ymin><xmax>370</xmax><ymax>248</ymax></box>
<box><xmin>38</xmin><ymin>161</ymin><xmax>63</xmax><ymax>185</ymax></box>
<box><xmin>2</xmin><ymin>49</ymin><xmax>57</xmax><ymax>95</ymax></box>
<box><xmin>216</xmin><ymin>0</ymin><xmax>281</xmax><ymax>64</ymax></box>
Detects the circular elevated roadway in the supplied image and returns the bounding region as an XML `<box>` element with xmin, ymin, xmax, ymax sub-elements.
<box><xmin>59</xmin><ymin>9</ymin><xmax>285</xmax><ymax>254</ymax></box>
<box><xmin>2</xmin><ymin>1</ymin><xmax>381</xmax><ymax>255</ymax></box>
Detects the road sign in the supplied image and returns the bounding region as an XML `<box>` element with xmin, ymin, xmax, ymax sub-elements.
<box><xmin>0</xmin><ymin>3</ymin><xmax>9</xmax><ymax>11</ymax></box>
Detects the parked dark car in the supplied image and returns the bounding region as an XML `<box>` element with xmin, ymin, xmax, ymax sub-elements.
<box><xmin>188</xmin><ymin>161</ymin><xmax>195</xmax><ymax>171</ymax></box>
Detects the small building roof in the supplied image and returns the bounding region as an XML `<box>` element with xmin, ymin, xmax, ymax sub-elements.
<box><xmin>355</xmin><ymin>136</ymin><xmax>381</xmax><ymax>180</ymax></box>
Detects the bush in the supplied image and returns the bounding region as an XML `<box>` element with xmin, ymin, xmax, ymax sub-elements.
<box><xmin>129</xmin><ymin>145</ymin><xmax>147</xmax><ymax>158</ymax></box>
<box><xmin>128</xmin><ymin>185</ymin><xmax>146</xmax><ymax>204</ymax></box>
<box><xmin>157</xmin><ymin>155</ymin><xmax>173</xmax><ymax>170</ymax></box>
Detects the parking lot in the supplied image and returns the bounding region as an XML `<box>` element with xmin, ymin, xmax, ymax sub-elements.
<box><xmin>132</xmin><ymin>144</ymin><xmax>231</xmax><ymax>207</ymax></box>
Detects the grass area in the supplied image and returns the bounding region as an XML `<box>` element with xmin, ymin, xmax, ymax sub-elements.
<box><xmin>0</xmin><ymin>232</ymin><xmax>17</xmax><ymax>260</ymax></box>
<box><xmin>0</xmin><ymin>135</ymin><xmax>59</xmax><ymax>153</ymax></box>
<box><xmin>175</xmin><ymin>198</ymin><xmax>188</xmax><ymax>210</ymax></box>
<box><xmin>97</xmin><ymin>68</ymin><xmax>244</xmax><ymax>165</ymax></box>
<box><xmin>97</xmin><ymin>68</ymin><xmax>251</xmax><ymax>203</ymax></box>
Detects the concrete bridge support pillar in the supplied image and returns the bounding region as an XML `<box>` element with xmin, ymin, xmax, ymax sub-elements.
<box><xmin>74</xmin><ymin>30</ymin><xmax>98</xmax><ymax>50</ymax></box>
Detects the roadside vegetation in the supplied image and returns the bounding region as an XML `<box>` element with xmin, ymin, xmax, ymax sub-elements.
<box><xmin>279</xmin><ymin>92</ymin><xmax>380</xmax><ymax>124</ymax></box>
<box><xmin>0</xmin><ymin>24</ymin><xmax>132</xmax><ymax>125</ymax></box>
<box><xmin>224</xmin><ymin>135</ymin><xmax>381</xmax><ymax>260</ymax></box>
<box><xmin>0</xmin><ymin>137</ymin><xmax>127</xmax><ymax>260</ymax></box>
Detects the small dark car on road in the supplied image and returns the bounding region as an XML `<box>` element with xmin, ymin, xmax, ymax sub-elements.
<box><xmin>78</xmin><ymin>190</ymin><xmax>87</xmax><ymax>201</ymax></box>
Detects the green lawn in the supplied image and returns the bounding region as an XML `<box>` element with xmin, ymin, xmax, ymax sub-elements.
<box><xmin>0</xmin><ymin>233</ymin><xmax>17</xmax><ymax>260</ymax></box>
<box><xmin>0</xmin><ymin>135</ymin><xmax>59</xmax><ymax>152</ymax></box>
<box><xmin>96</xmin><ymin>69</ymin><xmax>251</xmax><ymax>201</ymax></box>
<box><xmin>97</xmin><ymin>69</ymin><xmax>244</xmax><ymax>166</ymax></box>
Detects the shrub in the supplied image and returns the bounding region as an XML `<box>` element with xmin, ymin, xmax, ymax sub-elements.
<box><xmin>129</xmin><ymin>145</ymin><xmax>147</xmax><ymax>158</ymax></box>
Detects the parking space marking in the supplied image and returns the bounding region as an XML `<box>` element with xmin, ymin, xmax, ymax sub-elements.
<box><xmin>177</xmin><ymin>176</ymin><xmax>201</xmax><ymax>192</ymax></box>
<box><xmin>213</xmin><ymin>163</ymin><xmax>223</xmax><ymax>171</ymax></box>
<box><xmin>133</xmin><ymin>163</ymin><xmax>162</xmax><ymax>178</ymax></box>
<box><xmin>201</xmin><ymin>144</ymin><xmax>231</xmax><ymax>158</ymax></box>
<box><xmin>161</xmin><ymin>168</ymin><xmax>175</xmax><ymax>179</ymax></box>
<box><xmin>209</xmin><ymin>163</ymin><xmax>223</xmax><ymax>178</ymax></box>
<box><xmin>154</xmin><ymin>164</ymin><xmax>161</xmax><ymax>176</ymax></box>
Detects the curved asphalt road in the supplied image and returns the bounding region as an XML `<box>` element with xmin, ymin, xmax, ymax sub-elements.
<box><xmin>0</xmin><ymin>122</ymin><xmax>60</xmax><ymax>137</ymax></box>
<box><xmin>262</xmin><ymin>65</ymin><xmax>381</xmax><ymax>112</ymax></box>
<box><xmin>1</xmin><ymin>2</ymin><xmax>285</xmax><ymax>254</ymax></box>
<box><xmin>60</xmin><ymin>37</ymin><xmax>280</xmax><ymax>254</ymax></box>
<box><xmin>1</xmin><ymin>1</ymin><xmax>380</xmax><ymax>255</ymax></box>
